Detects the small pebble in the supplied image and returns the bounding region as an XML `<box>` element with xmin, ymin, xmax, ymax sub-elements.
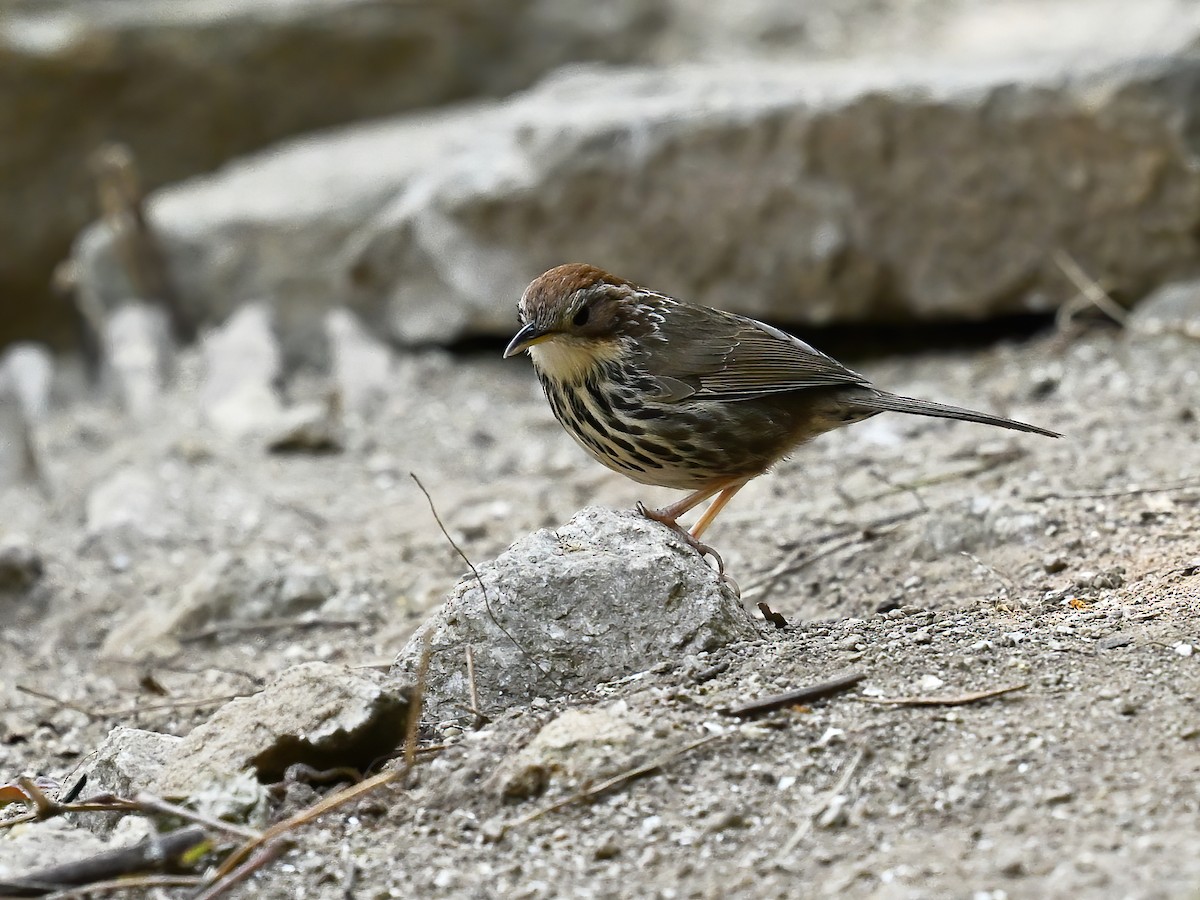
<box><xmin>917</xmin><ymin>674</ymin><xmax>944</xmax><ymax>691</ymax></box>
<box><xmin>593</xmin><ymin>834</ymin><xmax>621</xmax><ymax>859</ymax></box>
<box><xmin>910</xmin><ymin>628</ymin><xmax>933</xmax><ymax>645</ymax></box>
<box><xmin>1173</xmin><ymin>642</ymin><xmax>1194</xmax><ymax>658</ymax></box>
<box><xmin>1097</xmin><ymin>634</ymin><xmax>1133</xmax><ymax>651</ymax></box>
<box><xmin>1042</xmin><ymin>555</ymin><xmax>1068</xmax><ymax>574</ymax></box>
<box><xmin>817</xmin><ymin>795</ymin><xmax>849</xmax><ymax>829</ymax></box>
<box><xmin>0</xmin><ymin>539</ymin><xmax>44</xmax><ymax>592</ymax></box>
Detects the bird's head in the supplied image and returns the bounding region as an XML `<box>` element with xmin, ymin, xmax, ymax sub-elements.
<box><xmin>504</xmin><ymin>264</ymin><xmax>646</xmax><ymax>382</ymax></box>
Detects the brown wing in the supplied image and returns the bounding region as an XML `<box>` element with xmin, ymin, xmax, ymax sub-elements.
<box><xmin>634</xmin><ymin>298</ymin><xmax>870</xmax><ymax>402</ymax></box>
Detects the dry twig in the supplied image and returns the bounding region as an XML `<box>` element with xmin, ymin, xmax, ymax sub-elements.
<box><xmin>742</xmin><ymin>508</ymin><xmax>922</xmax><ymax>601</ymax></box>
<box><xmin>410</xmin><ymin>472</ymin><xmax>559</xmax><ymax>687</ymax></box>
<box><xmin>178</xmin><ymin>618</ymin><xmax>363</xmax><ymax>643</ymax></box>
<box><xmin>1027</xmin><ymin>476</ymin><xmax>1200</xmax><ymax>502</ymax></box>
<box><xmin>509</xmin><ymin>733</ymin><xmax>724</xmax><ymax>830</ymax></box>
<box><xmin>775</xmin><ymin>747</ymin><xmax>866</xmax><ymax>861</ymax></box>
<box><xmin>859</xmin><ymin>682</ymin><xmax>1027</xmax><ymax>707</ymax></box>
<box><xmin>0</xmin><ymin>826</ymin><xmax>210</xmax><ymax>897</ymax></box>
<box><xmin>465</xmin><ymin>645</ymin><xmax>488</xmax><ymax>729</ymax></box>
<box><xmin>15</xmin><ymin>684</ymin><xmax>249</xmax><ymax>720</ymax></box>
<box><xmin>724</xmin><ymin>671</ymin><xmax>866</xmax><ymax>718</ymax></box>
<box><xmin>1054</xmin><ymin>249</ymin><xmax>1129</xmax><ymax>329</ymax></box>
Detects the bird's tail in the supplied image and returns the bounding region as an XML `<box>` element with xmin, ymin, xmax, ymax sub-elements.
<box><xmin>854</xmin><ymin>391</ymin><xmax>1061</xmax><ymax>438</ymax></box>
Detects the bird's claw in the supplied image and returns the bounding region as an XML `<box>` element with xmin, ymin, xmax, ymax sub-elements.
<box><xmin>636</xmin><ymin>502</ymin><xmax>726</xmax><ymax>576</ymax></box>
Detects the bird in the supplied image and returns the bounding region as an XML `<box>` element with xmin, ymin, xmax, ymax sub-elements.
<box><xmin>504</xmin><ymin>263</ymin><xmax>1059</xmax><ymax>568</ymax></box>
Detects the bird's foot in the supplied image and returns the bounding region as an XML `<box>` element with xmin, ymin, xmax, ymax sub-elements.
<box><xmin>636</xmin><ymin>502</ymin><xmax>726</xmax><ymax>576</ymax></box>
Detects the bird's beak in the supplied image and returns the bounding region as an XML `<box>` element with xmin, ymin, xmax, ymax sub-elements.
<box><xmin>503</xmin><ymin>322</ymin><xmax>554</xmax><ymax>358</ymax></box>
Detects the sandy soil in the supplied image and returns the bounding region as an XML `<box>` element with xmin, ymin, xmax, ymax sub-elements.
<box><xmin>2</xmin><ymin>321</ymin><xmax>1198</xmax><ymax>898</ymax></box>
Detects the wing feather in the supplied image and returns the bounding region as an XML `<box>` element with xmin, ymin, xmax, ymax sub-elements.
<box><xmin>635</xmin><ymin>302</ymin><xmax>869</xmax><ymax>402</ymax></box>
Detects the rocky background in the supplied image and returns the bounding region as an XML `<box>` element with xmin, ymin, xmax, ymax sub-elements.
<box><xmin>2</xmin><ymin>1</ymin><xmax>1199</xmax><ymax>898</ymax></box>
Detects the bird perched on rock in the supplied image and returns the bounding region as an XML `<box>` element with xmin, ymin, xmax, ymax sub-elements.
<box><xmin>505</xmin><ymin>263</ymin><xmax>1058</xmax><ymax>567</ymax></box>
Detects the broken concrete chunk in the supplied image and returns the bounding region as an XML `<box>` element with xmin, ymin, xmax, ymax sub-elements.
<box><xmin>152</xmin><ymin>662</ymin><xmax>410</xmax><ymax>800</ymax></box>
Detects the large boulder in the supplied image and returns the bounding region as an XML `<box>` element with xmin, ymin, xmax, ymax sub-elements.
<box><xmin>0</xmin><ymin>0</ymin><xmax>667</xmax><ymax>348</ymax></box>
<box><xmin>74</xmin><ymin>52</ymin><xmax>1200</xmax><ymax>360</ymax></box>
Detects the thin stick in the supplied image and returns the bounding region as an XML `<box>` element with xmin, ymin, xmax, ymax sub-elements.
<box><xmin>867</xmin><ymin>466</ymin><xmax>929</xmax><ymax>514</ymax></box>
<box><xmin>859</xmin><ymin>682</ymin><xmax>1027</xmax><ymax>707</ymax></box>
<box><xmin>1054</xmin><ymin>250</ymin><xmax>1129</xmax><ymax>328</ymax></box>
<box><xmin>132</xmin><ymin>793</ymin><xmax>262</xmax><ymax>841</ymax></box>
<box><xmin>1027</xmin><ymin>476</ymin><xmax>1200</xmax><ymax>501</ymax></box>
<box><xmin>724</xmin><ymin>671</ymin><xmax>866</xmax><ymax>718</ymax></box>
<box><xmin>510</xmin><ymin>733</ymin><xmax>723</xmax><ymax>830</ymax></box>
<box><xmin>41</xmin><ymin>874</ymin><xmax>205</xmax><ymax>898</ymax></box>
<box><xmin>961</xmin><ymin>551</ymin><xmax>1016</xmax><ymax>594</ymax></box>
<box><xmin>207</xmin><ymin>767</ymin><xmax>404</xmax><ymax>884</ymax></box>
<box><xmin>775</xmin><ymin>747</ymin><xmax>865</xmax><ymax>860</ymax></box>
<box><xmin>410</xmin><ymin>473</ymin><xmax>558</xmax><ymax>686</ymax></box>
<box><xmin>191</xmin><ymin>840</ymin><xmax>291</xmax><ymax>900</ymax></box>
<box><xmin>404</xmin><ymin>632</ymin><xmax>431</xmax><ymax>771</ymax></box>
<box><xmin>15</xmin><ymin>685</ymin><xmax>99</xmax><ymax>720</ymax></box>
<box><xmin>741</xmin><ymin>507</ymin><xmax>922</xmax><ymax>601</ymax></box>
<box><xmin>0</xmin><ymin>826</ymin><xmax>209</xmax><ymax>897</ymax></box>
<box><xmin>178</xmin><ymin>618</ymin><xmax>362</xmax><ymax>643</ymax></box>
<box><xmin>16</xmin><ymin>685</ymin><xmax>249</xmax><ymax>720</ymax></box>
<box><xmin>465</xmin><ymin>645</ymin><xmax>485</xmax><ymax>730</ymax></box>
<box><xmin>0</xmin><ymin>784</ymin><xmax>260</xmax><ymax>843</ymax></box>
<box><xmin>741</xmin><ymin>535</ymin><xmax>866</xmax><ymax>601</ymax></box>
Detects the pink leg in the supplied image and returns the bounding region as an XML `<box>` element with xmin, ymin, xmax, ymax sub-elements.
<box><xmin>690</xmin><ymin>480</ymin><xmax>748</xmax><ymax>539</ymax></box>
<box><xmin>637</xmin><ymin>478</ymin><xmax>747</xmax><ymax>574</ymax></box>
<box><xmin>640</xmin><ymin>481</ymin><xmax>730</xmax><ymax>528</ymax></box>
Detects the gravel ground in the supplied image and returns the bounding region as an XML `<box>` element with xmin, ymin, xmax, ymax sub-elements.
<box><xmin>2</xmin><ymin>320</ymin><xmax>1198</xmax><ymax>898</ymax></box>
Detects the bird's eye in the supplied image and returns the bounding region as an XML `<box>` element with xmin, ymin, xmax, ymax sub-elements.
<box><xmin>572</xmin><ymin>306</ymin><xmax>590</xmax><ymax>327</ymax></box>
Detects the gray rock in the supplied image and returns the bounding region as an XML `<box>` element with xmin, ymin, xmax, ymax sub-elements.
<box><xmin>1130</xmin><ymin>279</ymin><xmax>1200</xmax><ymax>339</ymax></box>
<box><xmin>103</xmin><ymin>303</ymin><xmax>174</xmax><ymax>417</ymax></box>
<box><xmin>264</xmin><ymin>399</ymin><xmax>343</xmax><ymax>455</ymax></box>
<box><xmin>82</xmin><ymin>727</ymin><xmax>182</xmax><ymax>835</ymax></box>
<box><xmin>0</xmin><ymin>819</ymin><xmax>111</xmax><ymax>880</ymax></box>
<box><xmin>0</xmin><ymin>343</ymin><xmax>55</xmax><ymax>420</ymax></box>
<box><xmin>99</xmin><ymin>553</ymin><xmax>337</xmax><ymax>659</ymax></box>
<box><xmin>199</xmin><ymin>303</ymin><xmax>284</xmax><ymax>440</ymax></box>
<box><xmin>0</xmin><ymin>375</ymin><xmax>40</xmax><ymax>489</ymax></box>
<box><xmin>1097</xmin><ymin>633</ymin><xmax>1134</xmax><ymax>651</ymax></box>
<box><xmin>656</xmin><ymin>0</ymin><xmax>1200</xmax><ymax>65</ymax></box>
<box><xmin>392</xmin><ymin>507</ymin><xmax>759</xmax><ymax>722</ymax></box>
<box><xmin>85</xmin><ymin>467</ymin><xmax>175</xmax><ymax>539</ymax></box>
<box><xmin>73</xmin><ymin>53</ymin><xmax>1200</xmax><ymax>356</ymax></box>
<box><xmin>152</xmin><ymin>662</ymin><xmax>410</xmax><ymax>799</ymax></box>
<box><xmin>489</xmin><ymin>704</ymin><xmax>648</xmax><ymax>800</ymax></box>
<box><xmin>2</xmin><ymin>0</ymin><xmax>667</xmax><ymax>349</ymax></box>
<box><xmin>0</xmin><ymin>536</ymin><xmax>44</xmax><ymax>593</ymax></box>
